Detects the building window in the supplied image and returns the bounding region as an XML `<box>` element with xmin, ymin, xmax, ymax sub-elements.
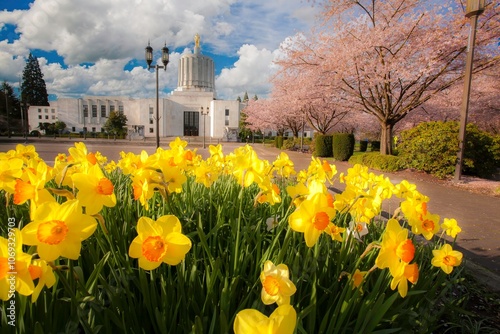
<box><xmin>92</xmin><ymin>105</ymin><xmax>97</xmax><ymax>117</ymax></box>
<box><xmin>149</xmin><ymin>107</ymin><xmax>153</xmax><ymax>115</ymax></box>
<box><xmin>38</xmin><ymin>122</ymin><xmax>42</xmax><ymax>128</ymax></box>
<box><xmin>45</xmin><ymin>115</ymin><xmax>48</xmax><ymax>119</ymax></box>
<box><xmin>92</xmin><ymin>127</ymin><xmax>96</xmax><ymax>132</ymax></box>
<box><xmin>225</xmin><ymin>109</ymin><xmax>229</xmax><ymax>116</ymax></box>
<box><xmin>110</xmin><ymin>105</ymin><xmax>115</xmax><ymax>113</ymax></box>
<box><xmin>72</xmin><ymin>127</ymin><xmax>75</xmax><ymax>132</ymax></box>
<box><xmin>52</xmin><ymin>115</ymin><xmax>55</xmax><ymax>119</ymax></box>
<box><xmin>51</xmin><ymin>109</ymin><xmax>55</xmax><ymax>113</ymax></box>
<box><xmin>119</xmin><ymin>105</ymin><xmax>124</xmax><ymax>114</ymax></box>
<box><xmin>149</xmin><ymin>128</ymin><xmax>154</xmax><ymax>133</ymax></box>
<box><xmin>83</xmin><ymin>105</ymin><xmax>89</xmax><ymax>117</ymax></box>
<box><xmin>149</xmin><ymin>119</ymin><xmax>154</xmax><ymax>124</ymax></box>
<box><xmin>38</xmin><ymin>108</ymin><xmax>41</xmax><ymax>113</ymax></box>
<box><xmin>101</xmin><ymin>105</ymin><xmax>106</xmax><ymax>117</ymax></box>
<box><xmin>225</xmin><ymin>119</ymin><xmax>229</xmax><ymax>126</ymax></box>
<box><xmin>44</xmin><ymin>108</ymin><xmax>48</xmax><ymax>113</ymax></box>
<box><xmin>38</xmin><ymin>115</ymin><xmax>42</xmax><ymax>119</ymax></box>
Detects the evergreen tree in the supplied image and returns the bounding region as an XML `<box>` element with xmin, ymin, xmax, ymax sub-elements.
<box><xmin>243</xmin><ymin>91</ymin><xmax>249</xmax><ymax>102</ymax></box>
<box><xmin>21</xmin><ymin>53</ymin><xmax>49</xmax><ymax>106</ymax></box>
<box><xmin>253</xmin><ymin>94</ymin><xmax>258</xmax><ymax>101</ymax></box>
<box><xmin>236</xmin><ymin>96</ymin><xmax>242</xmax><ymax>102</ymax></box>
<box><xmin>1</xmin><ymin>82</ymin><xmax>20</xmax><ymax>134</ymax></box>
<box><xmin>103</xmin><ymin>111</ymin><xmax>128</xmax><ymax>135</ymax></box>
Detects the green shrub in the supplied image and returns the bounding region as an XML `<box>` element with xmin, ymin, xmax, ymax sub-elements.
<box><xmin>275</xmin><ymin>136</ymin><xmax>284</xmax><ymax>149</ymax></box>
<box><xmin>314</xmin><ymin>134</ymin><xmax>333</xmax><ymax>157</ymax></box>
<box><xmin>398</xmin><ymin>121</ymin><xmax>499</xmax><ymax>178</ymax></box>
<box><xmin>491</xmin><ymin>135</ymin><xmax>500</xmax><ymax>165</ymax></box>
<box><xmin>282</xmin><ymin>137</ymin><xmax>296</xmax><ymax>150</ymax></box>
<box><xmin>333</xmin><ymin>133</ymin><xmax>355</xmax><ymax>161</ymax></box>
<box><xmin>359</xmin><ymin>140</ymin><xmax>368</xmax><ymax>152</ymax></box>
<box><xmin>348</xmin><ymin>153</ymin><xmax>403</xmax><ymax>172</ymax></box>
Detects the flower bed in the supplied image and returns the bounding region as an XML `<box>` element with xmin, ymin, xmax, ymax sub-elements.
<box><xmin>1</xmin><ymin>139</ymin><xmax>464</xmax><ymax>333</ymax></box>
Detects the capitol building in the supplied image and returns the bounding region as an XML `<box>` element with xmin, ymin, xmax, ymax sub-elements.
<box><xmin>28</xmin><ymin>37</ymin><xmax>242</xmax><ymax>142</ymax></box>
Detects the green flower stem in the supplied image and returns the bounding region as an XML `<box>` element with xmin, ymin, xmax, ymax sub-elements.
<box><xmin>232</xmin><ymin>187</ymin><xmax>244</xmax><ymax>275</ymax></box>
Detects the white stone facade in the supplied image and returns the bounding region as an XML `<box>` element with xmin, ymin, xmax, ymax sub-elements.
<box><xmin>27</xmin><ymin>39</ymin><xmax>242</xmax><ymax>141</ymax></box>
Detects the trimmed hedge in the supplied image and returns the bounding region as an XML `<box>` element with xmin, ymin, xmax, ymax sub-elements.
<box><xmin>370</xmin><ymin>141</ymin><xmax>380</xmax><ymax>152</ymax></box>
<box><xmin>348</xmin><ymin>153</ymin><xmax>403</xmax><ymax>172</ymax></box>
<box><xmin>359</xmin><ymin>140</ymin><xmax>368</xmax><ymax>152</ymax></box>
<box><xmin>333</xmin><ymin>133</ymin><xmax>355</xmax><ymax>161</ymax></box>
<box><xmin>315</xmin><ymin>134</ymin><xmax>333</xmax><ymax>157</ymax></box>
<box><xmin>398</xmin><ymin>121</ymin><xmax>499</xmax><ymax>178</ymax></box>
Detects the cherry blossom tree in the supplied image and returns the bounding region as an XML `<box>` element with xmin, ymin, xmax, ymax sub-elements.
<box><xmin>244</xmin><ymin>98</ymin><xmax>289</xmax><ymax>136</ymax></box>
<box><xmin>401</xmin><ymin>66</ymin><xmax>500</xmax><ymax>134</ymax></box>
<box><xmin>271</xmin><ymin>47</ymin><xmax>351</xmax><ymax>135</ymax></box>
<box><xmin>278</xmin><ymin>0</ymin><xmax>500</xmax><ymax>154</ymax></box>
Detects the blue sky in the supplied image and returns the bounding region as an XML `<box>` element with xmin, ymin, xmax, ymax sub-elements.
<box><xmin>0</xmin><ymin>0</ymin><xmax>319</xmax><ymax>100</ymax></box>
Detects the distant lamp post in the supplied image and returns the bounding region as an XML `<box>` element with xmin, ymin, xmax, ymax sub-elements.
<box><xmin>200</xmin><ymin>106</ymin><xmax>210</xmax><ymax>149</ymax></box>
<box><xmin>454</xmin><ymin>0</ymin><xmax>485</xmax><ymax>182</ymax></box>
<box><xmin>145</xmin><ymin>41</ymin><xmax>170</xmax><ymax>149</ymax></box>
<box><xmin>4</xmin><ymin>87</ymin><xmax>10</xmax><ymax>138</ymax></box>
<box><xmin>20</xmin><ymin>101</ymin><xmax>29</xmax><ymax>139</ymax></box>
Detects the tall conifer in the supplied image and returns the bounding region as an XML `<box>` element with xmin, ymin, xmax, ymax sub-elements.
<box><xmin>21</xmin><ymin>53</ymin><xmax>49</xmax><ymax>106</ymax></box>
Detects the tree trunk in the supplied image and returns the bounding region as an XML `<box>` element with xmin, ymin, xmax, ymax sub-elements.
<box><xmin>379</xmin><ymin>122</ymin><xmax>393</xmax><ymax>155</ymax></box>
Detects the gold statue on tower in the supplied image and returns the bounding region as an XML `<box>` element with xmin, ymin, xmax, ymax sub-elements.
<box><xmin>194</xmin><ymin>33</ymin><xmax>200</xmax><ymax>48</ymax></box>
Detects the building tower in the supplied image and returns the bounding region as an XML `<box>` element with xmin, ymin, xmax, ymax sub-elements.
<box><xmin>176</xmin><ymin>34</ymin><xmax>215</xmax><ymax>94</ymax></box>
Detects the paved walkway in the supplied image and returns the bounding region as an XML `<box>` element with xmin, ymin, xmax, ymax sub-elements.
<box><xmin>1</xmin><ymin>137</ymin><xmax>499</xmax><ymax>291</ymax></box>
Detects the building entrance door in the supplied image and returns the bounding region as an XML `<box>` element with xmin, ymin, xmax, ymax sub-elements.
<box><xmin>183</xmin><ymin>111</ymin><xmax>199</xmax><ymax>136</ymax></box>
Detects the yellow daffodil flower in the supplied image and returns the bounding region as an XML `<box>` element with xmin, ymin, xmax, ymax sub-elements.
<box><xmin>375</xmin><ymin>219</ymin><xmax>415</xmax><ymax>277</ymax></box>
<box><xmin>234</xmin><ymin>304</ymin><xmax>296</xmax><ymax>334</ymax></box>
<box><xmin>286</xmin><ymin>182</ymin><xmax>309</xmax><ymax>207</ymax></box>
<box><xmin>288</xmin><ymin>192</ymin><xmax>336</xmax><ymax>247</ymax></box>
<box><xmin>441</xmin><ymin>218</ymin><xmax>462</xmax><ymax>238</ymax></box>
<box><xmin>129</xmin><ymin>215</ymin><xmax>192</xmax><ymax>270</ymax></box>
<box><xmin>256</xmin><ymin>180</ymin><xmax>281</xmax><ymax>206</ymax></box>
<box><xmin>0</xmin><ymin>229</ymin><xmax>34</xmax><ymax>301</ymax></box>
<box><xmin>431</xmin><ymin>244</ymin><xmax>463</xmax><ymax>274</ymax></box>
<box><xmin>229</xmin><ymin>145</ymin><xmax>266</xmax><ymax>187</ymax></box>
<box><xmin>352</xmin><ymin>269</ymin><xmax>367</xmax><ymax>290</ymax></box>
<box><xmin>131</xmin><ymin>172</ymin><xmax>157</xmax><ymax>210</ymax></box>
<box><xmin>158</xmin><ymin>165</ymin><xmax>187</xmax><ymax>194</ymax></box>
<box><xmin>0</xmin><ymin>157</ymin><xmax>24</xmax><ymax>194</ymax></box>
<box><xmin>260</xmin><ymin>261</ymin><xmax>296</xmax><ymax>306</ymax></box>
<box><xmin>273</xmin><ymin>152</ymin><xmax>296</xmax><ymax>178</ymax></box>
<box><xmin>194</xmin><ymin>160</ymin><xmax>219</xmax><ymax>187</ymax></box>
<box><xmin>28</xmin><ymin>258</ymin><xmax>56</xmax><ymax>303</ymax></box>
<box><xmin>22</xmin><ymin>200</ymin><xmax>97</xmax><ymax>261</ymax></box>
<box><xmin>14</xmin><ymin>160</ymin><xmax>55</xmax><ymax>217</ymax></box>
<box><xmin>72</xmin><ymin>164</ymin><xmax>117</xmax><ymax>215</ymax></box>
<box><xmin>325</xmin><ymin>223</ymin><xmax>345</xmax><ymax>242</ymax></box>
<box><xmin>390</xmin><ymin>262</ymin><xmax>419</xmax><ymax>298</ymax></box>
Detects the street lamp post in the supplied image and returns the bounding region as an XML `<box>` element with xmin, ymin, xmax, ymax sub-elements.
<box><xmin>454</xmin><ymin>0</ymin><xmax>485</xmax><ymax>182</ymax></box>
<box><xmin>145</xmin><ymin>41</ymin><xmax>170</xmax><ymax>149</ymax></box>
<box><xmin>200</xmin><ymin>106</ymin><xmax>209</xmax><ymax>149</ymax></box>
<box><xmin>4</xmin><ymin>87</ymin><xmax>10</xmax><ymax>138</ymax></box>
<box><xmin>20</xmin><ymin>102</ymin><xmax>29</xmax><ymax>139</ymax></box>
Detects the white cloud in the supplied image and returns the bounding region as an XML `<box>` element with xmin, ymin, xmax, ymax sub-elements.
<box><xmin>215</xmin><ymin>44</ymin><xmax>274</xmax><ymax>99</ymax></box>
